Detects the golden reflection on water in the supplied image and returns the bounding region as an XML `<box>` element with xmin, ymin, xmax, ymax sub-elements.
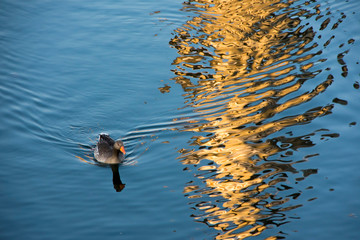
<box><xmin>166</xmin><ymin>0</ymin><xmax>347</xmax><ymax>239</ymax></box>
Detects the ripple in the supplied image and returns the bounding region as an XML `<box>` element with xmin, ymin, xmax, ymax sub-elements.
<box><xmin>162</xmin><ymin>0</ymin><xmax>359</xmax><ymax>238</ymax></box>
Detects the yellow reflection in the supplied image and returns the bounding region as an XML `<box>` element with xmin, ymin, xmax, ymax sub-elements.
<box><xmin>168</xmin><ymin>0</ymin><xmax>340</xmax><ymax>239</ymax></box>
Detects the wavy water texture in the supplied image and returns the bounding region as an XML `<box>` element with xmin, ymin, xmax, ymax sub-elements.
<box><xmin>165</xmin><ymin>0</ymin><xmax>355</xmax><ymax>239</ymax></box>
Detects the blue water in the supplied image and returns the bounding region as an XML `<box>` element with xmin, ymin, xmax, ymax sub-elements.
<box><xmin>1</xmin><ymin>0</ymin><xmax>360</xmax><ymax>239</ymax></box>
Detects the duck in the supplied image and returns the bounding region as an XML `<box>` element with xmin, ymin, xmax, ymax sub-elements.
<box><xmin>94</xmin><ymin>134</ymin><xmax>126</xmax><ymax>164</ymax></box>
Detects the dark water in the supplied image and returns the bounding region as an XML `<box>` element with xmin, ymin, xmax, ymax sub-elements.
<box><xmin>1</xmin><ymin>0</ymin><xmax>360</xmax><ymax>239</ymax></box>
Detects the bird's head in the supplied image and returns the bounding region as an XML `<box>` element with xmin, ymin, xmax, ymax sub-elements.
<box><xmin>114</xmin><ymin>140</ymin><xmax>126</xmax><ymax>155</ymax></box>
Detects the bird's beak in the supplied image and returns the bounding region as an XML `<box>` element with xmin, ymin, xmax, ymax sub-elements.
<box><xmin>120</xmin><ymin>146</ymin><xmax>126</xmax><ymax>155</ymax></box>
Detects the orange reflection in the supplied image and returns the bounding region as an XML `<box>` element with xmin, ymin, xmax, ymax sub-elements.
<box><xmin>167</xmin><ymin>0</ymin><xmax>344</xmax><ymax>239</ymax></box>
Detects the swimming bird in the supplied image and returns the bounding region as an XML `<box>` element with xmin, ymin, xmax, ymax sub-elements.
<box><xmin>94</xmin><ymin>134</ymin><xmax>126</xmax><ymax>164</ymax></box>
<box><xmin>94</xmin><ymin>134</ymin><xmax>126</xmax><ymax>191</ymax></box>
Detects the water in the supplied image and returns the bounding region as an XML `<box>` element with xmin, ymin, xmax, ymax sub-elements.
<box><xmin>1</xmin><ymin>0</ymin><xmax>360</xmax><ymax>239</ymax></box>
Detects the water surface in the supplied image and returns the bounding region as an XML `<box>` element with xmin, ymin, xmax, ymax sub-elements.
<box><xmin>1</xmin><ymin>0</ymin><xmax>360</xmax><ymax>239</ymax></box>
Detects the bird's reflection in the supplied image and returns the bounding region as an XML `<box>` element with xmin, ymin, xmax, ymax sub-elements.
<box><xmin>110</xmin><ymin>164</ymin><xmax>126</xmax><ymax>192</ymax></box>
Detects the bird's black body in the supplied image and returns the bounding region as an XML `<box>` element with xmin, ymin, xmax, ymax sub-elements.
<box><xmin>94</xmin><ymin>134</ymin><xmax>125</xmax><ymax>164</ymax></box>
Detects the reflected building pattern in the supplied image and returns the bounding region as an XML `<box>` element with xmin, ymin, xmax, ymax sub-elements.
<box><xmin>167</xmin><ymin>0</ymin><xmax>348</xmax><ymax>239</ymax></box>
